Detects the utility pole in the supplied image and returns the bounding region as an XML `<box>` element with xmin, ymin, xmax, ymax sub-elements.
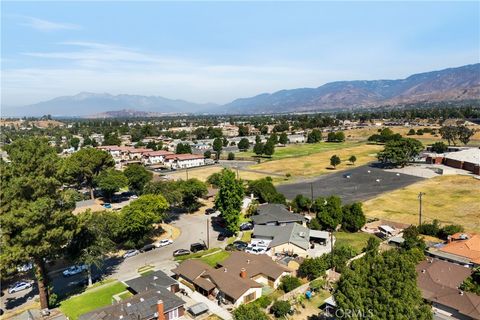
<box><xmin>310</xmin><ymin>182</ymin><xmax>314</xmax><ymax>202</ymax></box>
<box><xmin>330</xmin><ymin>229</ymin><xmax>334</xmax><ymax>271</ymax></box>
<box><xmin>186</xmin><ymin>167</ymin><xmax>189</xmax><ymax>180</ymax></box>
<box><xmin>418</xmin><ymin>192</ymin><xmax>425</xmax><ymax>226</ymax></box>
<box><xmin>206</xmin><ymin>217</ymin><xmax>210</xmax><ymax>249</ymax></box>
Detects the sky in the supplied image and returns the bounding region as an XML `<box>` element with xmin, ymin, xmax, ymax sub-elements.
<box><xmin>1</xmin><ymin>1</ymin><xmax>479</xmax><ymax>107</ymax></box>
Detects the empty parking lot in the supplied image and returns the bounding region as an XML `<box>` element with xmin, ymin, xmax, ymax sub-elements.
<box><xmin>277</xmin><ymin>164</ymin><xmax>425</xmax><ymax>203</ymax></box>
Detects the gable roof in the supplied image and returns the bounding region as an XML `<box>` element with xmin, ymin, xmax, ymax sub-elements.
<box><xmin>218</xmin><ymin>251</ymin><xmax>291</xmax><ymax>280</ymax></box>
<box><xmin>253</xmin><ymin>224</ymin><xmax>311</xmax><ymax>250</ymax></box>
<box><xmin>78</xmin><ymin>287</ymin><xmax>185</xmax><ymax>320</ymax></box>
<box><xmin>252</xmin><ymin>204</ymin><xmax>305</xmax><ymax>225</ymax></box>
<box><xmin>416</xmin><ymin>259</ymin><xmax>480</xmax><ymax>319</ymax></box>
<box><xmin>125</xmin><ymin>270</ymin><xmax>178</xmax><ymax>294</ymax></box>
<box><xmin>440</xmin><ymin>233</ymin><xmax>480</xmax><ymax>264</ymax></box>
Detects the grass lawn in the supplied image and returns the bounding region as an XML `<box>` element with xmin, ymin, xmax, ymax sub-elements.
<box><xmin>174</xmin><ymin>248</ymin><xmax>221</xmax><ymax>262</ymax></box>
<box><xmin>241</xmin><ymin>231</ymin><xmax>252</xmax><ymax>242</ymax></box>
<box><xmin>59</xmin><ymin>281</ymin><xmax>127</xmax><ymax>320</ymax></box>
<box><xmin>250</xmin><ymin>143</ymin><xmax>382</xmax><ymax>178</ymax></box>
<box><xmin>363</xmin><ymin>175</ymin><xmax>480</xmax><ymax>233</ymax></box>
<box><xmin>165</xmin><ymin>165</ymin><xmax>280</xmax><ymax>182</ymax></box>
<box><xmin>334</xmin><ymin>231</ymin><xmax>376</xmax><ymax>254</ymax></box>
<box><xmin>118</xmin><ymin>291</ymin><xmax>133</xmax><ymax>300</ymax></box>
<box><xmin>199</xmin><ymin>250</ymin><xmax>231</xmax><ymax>267</ymax></box>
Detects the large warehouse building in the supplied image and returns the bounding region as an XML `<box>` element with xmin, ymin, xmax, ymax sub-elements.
<box><xmin>426</xmin><ymin>148</ymin><xmax>480</xmax><ymax>175</ymax></box>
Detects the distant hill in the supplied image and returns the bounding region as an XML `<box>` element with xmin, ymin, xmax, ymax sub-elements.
<box><xmin>221</xmin><ymin>63</ymin><xmax>480</xmax><ymax>114</ymax></box>
<box><xmin>4</xmin><ymin>92</ymin><xmax>218</xmax><ymax>117</ymax></box>
<box><xmin>3</xmin><ymin>63</ymin><xmax>479</xmax><ymax>117</ymax></box>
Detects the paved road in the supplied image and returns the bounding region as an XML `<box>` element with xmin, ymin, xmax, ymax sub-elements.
<box><xmin>1</xmin><ymin>211</ymin><xmax>226</xmax><ymax>312</ymax></box>
<box><xmin>277</xmin><ymin>164</ymin><xmax>425</xmax><ymax>203</ymax></box>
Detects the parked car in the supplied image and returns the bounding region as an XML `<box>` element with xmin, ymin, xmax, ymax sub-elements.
<box><xmin>63</xmin><ymin>264</ymin><xmax>87</xmax><ymax>277</ymax></box>
<box><xmin>245</xmin><ymin>247</ymin><xmax>267</xmax><ymax>255</ymax></box>
<box><xmin>8</xmin><ymin>281</ymin><xmax>32</xmax><ymax>294</ymax></box>
<box><xmin>141</xmin><ymin>244</ymin><xmax>156</xmax><ymax>252</ymax></box>
<box><xmin>173</xmin><ymin>249</ymin><xmax>191</xmax><ymax>257</ymax></box>
<box><xmin>123</xmin><ymin>249</ymin><xmax>139</xmax><ymax>258</ymax></box>
<box><xmin>17</xmin><ymin>262</ymin><xmax>33</xmax><ymax>273</ymax></box>
<box><xmin>233</xmin><ymin>241</ymin><xmax>248</xmax><ymax>250</ymax></box>
<box><xmin>130</xmin><ymin>195</ymin><xmax>138</xmax><ymax>199</ymax></box>
<box><xmin>217</xmin><ymin>233</ymin><xmax>232</xmax><ymax>241</ymax></box>
<box><xmin>156</xmin><ymin>239</ymin><xmax>173</xmax><ymax>247</ymax></box>
<box><xmin>190</xmin><ymin>242</ymin><xmax>207</xmax><ymax>253</ymax></box>
<box><xmin>240</xmin><ymin>222</ymin><xmax>253</xmax><ymax>231</ymax></box>
<box><xmin>205</xmin><ymin>208</ymin><xmax>216</xmax><ymax>215</ymax></box>
<box><xmin>103</xmin><ymin>203</ymin><xmax>112</xmax><ymax>209</ymax></box>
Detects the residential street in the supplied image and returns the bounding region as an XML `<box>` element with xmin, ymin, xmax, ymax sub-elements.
<box><xmin>1</xmin><ymin>210</ymin><xmax>226</xmax><ymax>313</ymax></box>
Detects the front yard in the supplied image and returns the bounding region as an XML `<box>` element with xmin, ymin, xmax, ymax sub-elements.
<box><xmin>174</xmin><ymin>248</ymin><xmax>231</xmax><ymax>267</ymax></box>
<box><xmin>59</xmin><ymin>281</ymin><xmax>128</xmax><ymax>320</ymax></box>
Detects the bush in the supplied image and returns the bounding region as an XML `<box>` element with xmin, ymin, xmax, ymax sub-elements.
<box><xmin>253</xmin><ymin>295</ymin><xmax>272</xmax><ymax>308</ymax></box>
<box><xmin>279</xmin><ymin>275</ymin><xmax>302</xmax><ymax>293</ymax></box>
<box><xmin>204</xmin><ymin>150</ymin><xmax>212</xmax><ymax>158</ymax></box>
<box><xmin>309</xmin><ymin>278</ymin><xmax>325</xmax><ymax>292</ymax></box>
<box><xmin>438</xmin><ymin>224</ymin><xmax>464</xmax><ymax>240</ymax></box>
<box><xmin>418</xmin><ymin>220</ymin><xmax>440</xmax><ymax>236</ymax></box>
<box><xmin>270</xmin><ymin>300</ymin><xmax>291</xmax><ymax>318</ymax></box>
<box><xmin>233</xmin><ymin>304</ymin><xmax>268</xmax><ymax>320</ymax></box>
<box><xmin>228</xmin><ymin>152</ymin><xmax>235</xmax><ymax>160</ymax></box>
<box><xmin>407</xmin><ymin>129</ymin><xmax>416</xmax><ymax>135</ymax></box>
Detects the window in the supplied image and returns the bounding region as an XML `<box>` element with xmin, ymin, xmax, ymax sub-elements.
<box><xmin>168</xmin><ymin>308</ymin><xmax>179</xmax><ymax>320</ymax></box>
<box><xmin>244</xmin><ymin>291</ymin><xmax>256</xmax><ymax>303</ymax></box>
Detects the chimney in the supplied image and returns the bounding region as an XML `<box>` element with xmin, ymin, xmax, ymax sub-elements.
<box><xmin>240</xmin><ymin>268</ymin><xmax>247</xmax><ymax>279</ymax></box>
<box><xmin>421</xmin><ymin>269</ymin><xmax>426</xmax><ymax>273</ymax></box>
<box><xmin>247</xmin><ymin>259</ymin><xmax>250</xmax><ymax>264</ymax></box>
<box><xmin>224</xmin><ymin>267</ymin><xmax>228</xmax><ymax>272</ymax></box>
<box><xmin>157</xmin><ymin>300</ymin><xmax>165</xmax><ymax>320</ymax></box>
<box><xmin>459</xmin><ymin>291</ymin><xmax>464</xmax><ymax>296</ymax></box>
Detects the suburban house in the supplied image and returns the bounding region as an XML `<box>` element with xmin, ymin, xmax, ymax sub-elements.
<box><xmin>171</xmin><ymin>252</ymin><xmax>291</xmax><ymax>306</ymax></box>
<box><xmin>164</xmin><ymin>153</ymin><xmax>205</xmax><ymax>169</ymax></box>
<box><xmin>252</xmin><ymin>203</ymin><xmax>305</xmax><ymax>226</ymax></box>
<box><xmin>252</xmin><ymin>223</ymin><xmax>331</xmax><ymax>258</ymax></box>
<box><xmin>79</xmin><ymin>271</ymin><xmax>186</xmax><ymax>320</ymax></box>
<box><xmin>416</xmin><ymin>259</ymin><xmax>480</xmax><ymax>319</ymax></box>
<box><xmin>142</xmin><ymin>150</ymin><xmax>175</xmax><ymax>166</ymax></box>
<box><xmin>433</xmin><ymin>233</ymin><xmax>480</xmax><ymax>267</ymax></box>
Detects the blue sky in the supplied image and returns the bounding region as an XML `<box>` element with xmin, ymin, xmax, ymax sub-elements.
<box><xmin>2</xmin><ymin>1</ymin><xmax>479</xmax><ymax>107</ymax></box>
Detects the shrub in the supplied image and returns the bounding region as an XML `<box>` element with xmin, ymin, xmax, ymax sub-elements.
<box><xmin>228</xmin><ymin>152</ymin><xmax>235</xmax><ymax>160</ymax></box>
<box><xmin>270</xmin><ymin>300</ymin><xmax>291</xmax><ymax>318</ymax></box>
<box><xmin>233</xmin><ymin>304</ymin><xmax>268</xmax><ymax>320</ymax></box>
<box><xmin>253</xmin><ymin>295</ymin><xmax>272</xmax><ymax>308</ymax></box>
<box><xmin>279</xmin><ymin>275</ymin><xmax>302</xmax><ymax>293</ymax></box>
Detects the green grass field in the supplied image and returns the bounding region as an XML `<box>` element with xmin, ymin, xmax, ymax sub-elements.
<box><xmin>59</xmin><ymin>281</ymin><xmax>127</xmax><ymax>320</ymax></box>
<box><xmin>174</xmin><ymin>248</ymin><xmax>230</xmax><ymax>267</ymax></box>
<box><xmin>334</xmin><ymin>231</ymin><xmax>376</xmax><ymax>254</ymax></box>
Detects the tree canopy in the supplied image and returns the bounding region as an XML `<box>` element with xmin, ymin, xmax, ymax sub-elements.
<box><xmin>377</xmin><ymin>138</ymin><xmax>423</xmax><ymax>167</ymax></box>
<box><xmin>94</xmin><ymin>169</ymin><xmax>128</xmax><ymax>202</ymax></box>
<box><xmin>124</xmin><ymin>164</ymin><xmax>153</xmax><ymax>194</ymax></box>
<box><xmin>215</xmin><ymin>169</ymin><xmax>244</xmax><ymax>234</ymax></box>
<box><xmin>248</xmin><ymin>177</ymin><xmax>285</xmax><ymax>204</ymax></box>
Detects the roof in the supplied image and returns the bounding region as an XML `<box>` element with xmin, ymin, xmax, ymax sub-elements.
<box><xmin>142</xmin><ymin>150</ymin><xmax>174</xmax><ymax>157</ymax></box>
<box><xmin>444</xmin><ymin>148</ymin><xmax>480</xmax><ymax>164</ymax></box>
<box><xmin>252</xmin><ymin>204</ymin><xmax>305</xmax><ymax>225</ymax></box>
<box><xmin>172</xmin><ymin>259</ymin><xmax>261</xmax><ymax>300</ymax></box>
<box><xmin>165</xmin><ymin>153</ymin><xmax>205</xmax><ymax>161</ymax></box>
<box><xmin>218</xmin><ymin>251</ymin><xmax>291</xmax><ymax>280</ymax></box>
<box><xmin>78</xmin><ymin>287</ymin><xmax>185</xmax><ymax>320</ymax></box>
<box><xmin>253</xmin><ymin>224</ymin><xmax>311</xmax><ymax>250</ymax></box>
<box><xmin>125</xmin><ymin>270</ymin><xmax>177</xmax><ymax>294</ymax></box>
<box><xmin>416</xmin><ymin>259</ymin><xmax>480</xmax><ymax>319</ymax></box>
<box><xmin>440</xmin><ymin>233</ymin><xmax>480</xmax><ymax>264</ymax></box>
<box><xmin>427</xmin><ymin>248</ymin><xmax>472</xmax><ymax>265</ymax></box>
<box><xmin>188</xmin><ymin>302</ymin><xmax>209</xmax><ymax>316</ymax></box>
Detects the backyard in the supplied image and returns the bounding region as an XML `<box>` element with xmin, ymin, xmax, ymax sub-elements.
<box><xmin>363</xmin><ymin>175</ymin><xmax>480</xmax><ymax>233</ymax></box>
<box><xmin>334</xmin><ymin>231</ymin><xmax>376</xmax><ymax>254</ymax></box>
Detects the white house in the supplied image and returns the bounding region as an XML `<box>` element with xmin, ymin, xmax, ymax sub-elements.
<box><xmin>165</xmin><ymin>154</ymin><xmax>205</xmax><ymax>169</ymax></box>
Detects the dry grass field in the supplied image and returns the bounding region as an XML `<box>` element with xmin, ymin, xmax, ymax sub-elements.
<box><xmin>164</xmin><ymin>165</ymin><xmax>284</xmax><ymax>182</ymax></box>
<box><xmin>363</xmin><ymin>175</ymin><xmax>480</xmax><ymax>233</ymax></box>
<box><xmin>249</xmin><ymin>144</ymin><xmax>383</xmax><ymax>178</ymax></box>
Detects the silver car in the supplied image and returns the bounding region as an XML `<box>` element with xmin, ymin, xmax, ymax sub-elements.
<box><xmin>8</xmin><ymin>281</ymin><xmax>32</xmax><ymax>294</ymax></box>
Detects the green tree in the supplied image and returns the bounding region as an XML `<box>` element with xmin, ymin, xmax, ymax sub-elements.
<box><xmin>124</xmin><ymin>164</ymin><xmax>153</xmax><ymax>194</ymax></box>
<box><xmin>176</xmin><ymin>143</ymin><xmax>192</xmax><ymax>154</ymax></box>
<box><xmin>207</xmin><ymin>172</ymin><xmax>222</xmax><ymax>188</ymax></box>
<box><xmin>94</xmin><ymin>169</ymin><xmax>128</xmax><ymax>202</ymax></box>
<box><xmin>279</xmin><ymin>275</ymin><xmax>302</xmax><ymax>293</ymax></box>
<box><xmin>70</xmin><ymin>137</ymin><xmax>80</xmax><ymax>150</ymax></box>
<box><xmin>335</xmin><ymin>131</ymin><xmax>345</xmax><ymax>142</ymax></box>
<box><xmin>228</xmin><ymin>152</ymin><xmax>235</xmax><ymax>160</ymax></box>
<box><xmin>377</xmin><ymin>138</ymin><xmax>423</xmax><ymax>167</ymax></box>
<box><xmin>364</xmin><ymin>236</ymin><xmax>381</xmax><ymax>256</ymax></box>
<box><xmin>458</xmin><ymin>126</ymin><xmax>475</xmax><ymax>145</ymax></box>
<box><xmin>335</xmin><ymin>249</ymin><xmax>432</xmax><ymax>320</ymax></box>
<box><xmin>213</xmin><ymin>138</ymin><xmax>223</xmax><ymax>160</ymax></box>
<box><xmin>279</xmin><ymin>132</ymin><xmax>289</xmax><ymax>145</ymax></box>
<box><xmin>439</xmin><ymin>125</ymin><xmax>459</xmax><ymax>146</ymax></box>
<box><xmin>430</xmin><ymin>141</ymin><xmax>448</xmax><ymax>153</ymax></box>
<box><xmin>0</xmin><ymin>138</ymin><xmax>76</xmax><ymax>309</ymax></box>
<box><xmin>407</xmin><ymin>128</ymin><xmax>416</xmax><ymax>135</ymax></box>
<box><xmin>62</xmin><ymin>148</ymin><xmax>115</xmax><ymax>199</ymax></box>
<box><xmin>127</xmin><ymin>194</ymin><xmax>169</xmax><ymax>222</ymax></box>
<box><xmin>312</xmin><ymin>196</ymin><xmax>343</xmax><ymax>230</ymax></box>
<box><xmin>238</xmin><ymin>125</ymin><xmax>249</xmax><ymax>137</ymax></box>
<box><xmin>270</xmin><ymin>300</ymin><xmax>291</xmax><ymax>318</ymax></box>
<box><xmin>255</xmin><ymin>135</ymin><xmax>262</xmax><ymax>144</ymax></box>
<box><xmin>290</xmin><ymin>194</ymin><xmax>312</xmax><ymax>213</ymax></box>
<box><xmin>348</xmin><ymin>155</ymin><xmax>357</xmax><ymax>165</ymax></box>
<box><xmin>233</xmin><ymin>304</ymin><xmax>268</xmax><ymax>320</ymax></box>
<box><xmin>402</xmin><ymin>225</ymin><xmax>426</xmax><ymax>251</ymax></box>
<box><xmin>263</xmin><ymin>140</ymin><xmax>275</xmax><ymax>156</ymax></box>
<box><xmin>438</xmin><ymin>224</ymin><xmax>464</xmax><ymax>240</ymax></box>
<box><xmin>120</xmin><ymin>203</ymin><xmax>157</xmax><ymax>248</ymax></box>
<box><xmin>330</xmin><ymin>154</ymin><xmax>341</xmax><ymax>168</ymax></box>
<box><xmin>68</xmin><ymin>210</ymin><xmax>114</xmax><ymax>286</ymax></box>
<box><xmin>204</xmin><ymin>150</ymin><xmax>212</xmax><ymax>158</ymax></box>
<box><xmin>341</xmin><ymin>202</ymin><xmax>366</xmax><ymax>232</ymax></box>
<box><xmin>253</xmin><ymin>142</ymin><xmax>264</xmax><ymax>156</ymax></box>
<box><xmin>298</xmin><ymin>256</ymin><xmax>329</xmax><ymax>279</ymax></box>
<box><xmin>238</xmin><ymin>138</ymin><xmax>250</xmax><ymax>151</ymax></box>
<box><xmin>103</xmin><ymin>132</ymin><xmax>121</xmax><ymax>146</ymax></box>
<box><xmin>177</xmin><ymin>179</ymin><xmax>208</xmax><ymax>212</ymax></box>
<box><xmin>143</xmin><ymin>181</ymin><xmax>183</xmax><ymax>207</ymax></box>
<box><xmin>215</xmin><ymin>169</ymin><xmax>244</xmax><ymax>234</ymax></box>
<box><xmin>307</xmin><ymin>129</ymin><xmax>322</xmax><ymax>143</ymax></box>
<box><xmin>248</xmin><ymin>177</ymin><xmax>286</xmax><ymax>204</ymax></box>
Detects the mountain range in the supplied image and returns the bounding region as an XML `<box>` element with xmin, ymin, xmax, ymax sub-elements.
<box><xmin>3</xmin><ymin>63</ymin><xmax>479</xmax><ymax>117</ymax></box>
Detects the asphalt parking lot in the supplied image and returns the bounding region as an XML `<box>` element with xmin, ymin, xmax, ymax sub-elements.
<box><xmin>277</xmin><ymin>164</ymin><xmax>425</xmax><ymax>203</ymax></box>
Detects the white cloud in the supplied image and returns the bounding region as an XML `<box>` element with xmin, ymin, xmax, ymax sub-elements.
<box><xmin>20</xmin><ymin>16</ymin><xmax>81</xmax><ymax>31</ymax></box>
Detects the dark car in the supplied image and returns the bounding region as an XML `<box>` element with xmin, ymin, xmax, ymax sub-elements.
<box><xmin>240</xmin><ymin>222</ymin><xmax>253</xmax><ymax>231</ymax></box>
<box><xmin>225</xmin><ymin>244</ymin><xmax>236</xmax><ymax>251</ymax></box>
<box><xmin>233</xmin><ymin>241</ymin><xmax>248</xmax><ymax>250</ymax></box>
<box><xmin>205</xmin><ymin>208</ymin><xmax>216</xmax><ymax>215</ymax></box>
<box><xmin>212</xmin><ymin>217</ymin><xmax>226</xmax><ymax>228</ymax></box>
<box><xmin>173</xmin><ymin>249</ymin><xmax>191</xmax><ymax>257</ymax></box>
<box><xmin>217</xmin><ymin>233</ymin><xmax>231</xmax><ymax>241</ymax></box>
<box><xmin>141</xmin><ymin>244</ymin><xmax>156</xmax><ymax>252</ymax></box>
<box><xmin>190</xmin><ymin>242</ymin><xmax>207</xmax><ymax>253</ymax></box>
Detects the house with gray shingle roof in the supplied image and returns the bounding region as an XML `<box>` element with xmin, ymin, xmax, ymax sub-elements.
<box><xmin>252</xmin><ymin>203</ymin><xmax>305</xmax><ymax>226</ymax></box>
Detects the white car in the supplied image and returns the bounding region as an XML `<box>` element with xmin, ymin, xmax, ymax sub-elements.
<box><xmin>156</xmin><ymin>239</ymin><xmax>173</xmax><ymax>247</ymax></box>
<box><xmin>17</xmin><ymin>262</ymin><xmax>33</xmax><ymax>273</ymax></box>
<box><xmin>123</xmin><ymin>249</ymin><xmax>140</xmax><ymax>258</ymax></box>
<box><xmin>245</xmin><ymin>247</ymin><xmax>267</xmax><ymax>255</ymax></box>
<box><xmin>62</xmin><ymin>264</ymin><xmax>87</xmax><ymax>277</ymax></box>
<box><xmin>8</xmin><ymin>281</ymin><xmax>32</xmax><ymax>294</ymax></box>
